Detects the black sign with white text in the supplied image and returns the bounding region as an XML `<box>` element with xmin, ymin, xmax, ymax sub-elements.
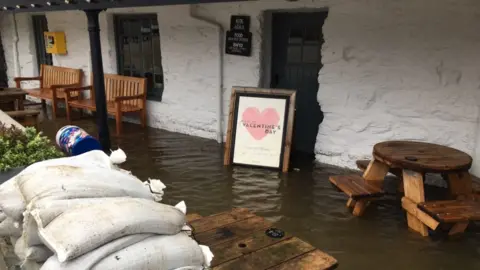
<box><xmin>230</xmin><ymin>15</ymin><xmax>250</xmax><ymax>32</ymax></box>
<box><xmin>225</xmin><ymin>30</ymin><xmax>252</xmax><ymax>56</ymax></box>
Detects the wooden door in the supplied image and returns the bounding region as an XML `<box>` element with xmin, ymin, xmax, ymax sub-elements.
<box><xmin>271</xmin><ymin>12</ymin><xmax>327</xmax><ymax>158</ymax></box>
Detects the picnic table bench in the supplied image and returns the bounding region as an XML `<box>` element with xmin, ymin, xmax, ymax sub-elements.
<box><xmin>186</xmin><ymin>208</ymin><xmax>338</xmax><ymax>270</ymax></box>
<box><xmin>331</xmin><ymin>140</ymin><xmax>479</xmax><ymax>237</ymax></box>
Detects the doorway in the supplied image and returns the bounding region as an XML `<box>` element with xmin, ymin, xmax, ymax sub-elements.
<box><xmin>270</xmin><ymin>11</ymin><xmax>327</xmax><ymax>166</ymax></box>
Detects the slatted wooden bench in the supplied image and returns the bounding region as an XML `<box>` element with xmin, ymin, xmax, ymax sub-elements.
<box><xmin>14</xmin><ymin>65</ymin><xmax>83</xmax><ymax>119</ymax></box>
<box><xmin>65</xmin><ymin>74</ymin><xmax>147</xmax><ymax>135</ymax></box>
<box><xmin>329</xmin><ymin>174</ymin><xmax>384</xmax><ymax>216</ymax></box>
<box><xmin>417</xmin><ymin>200</ymin><xmax>480</xmax><ymax>236</ymax></box>
<box><xmin>6</xmin><ymin>110</ymin><xmax>40</xmax><ymax>128</ymax></box>
<box><xmin>186</xmin><ymin>208</ymin><xmax>338</xmax><ymax>269</ymax></box>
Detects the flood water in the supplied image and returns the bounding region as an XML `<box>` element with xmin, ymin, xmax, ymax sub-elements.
<box><xmin>37</xmin><ymin>113</ymin><xmax>480</xmax><ymax>270</ymax></box>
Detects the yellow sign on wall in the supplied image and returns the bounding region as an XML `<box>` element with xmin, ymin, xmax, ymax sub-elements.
<box><xmin>44</xmin><ymin>32</ymin><xmax>67</xmax><ymax>54</ymax></box>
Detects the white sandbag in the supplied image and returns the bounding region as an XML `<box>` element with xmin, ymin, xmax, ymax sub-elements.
<box><xmin>0</xmin><ymin>217</ymin><xmax>22</xmax><ymax>236</ymax></box>
<box><xmin>40</xmin><ymin>234</ymin><xmax>153</xmax><ymax>270</ymax></box>
<box><xmin>91</xmin><ymin>233</ymin><xmax>207</xmax><ymax>270</ymax></box>
<box><xmin>10</xmin><ymin>236</ymin><xmax>19</xmax><ymax>247</ymax></box>
<box><xmin>38</xmin><ymin>198</ymin><xmax>186</xmax><ymax>262</ymax></box>
<box><xmin>20</xmin><ymin>259</ymin><xmax>42</xmax><ymax>270</ymax></box>
<box><xmin>0</xmin><ymin>178</ymin><xmax>26</xmax><ymax>221</ymax></box>
<box><xmin>15</xmin><ymin>236</ymin><xmax>52</xmax><ymax>263</ymax></box>
<box><xmin>145</xmin><ymin>179</ymin><xmax>166</xmax><ymax>202</ymax></box>
<box><xmin>0</xmin><ymin>211</ymin><xmax>6</xmax><ymax>222</ymax></box>
<box><xmin>16</xmin><ymin>165</ymin><xmax>154</xmax><ymax>204</ymax></box>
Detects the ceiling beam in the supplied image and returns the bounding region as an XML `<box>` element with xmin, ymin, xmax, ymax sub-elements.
<box><xmin>0</xmin><ymin>0</ymin><xmax>250</xmax><ymax>13</ymax></box>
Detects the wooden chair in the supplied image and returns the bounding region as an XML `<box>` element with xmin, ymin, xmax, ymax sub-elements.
<box><xmin>14</xmin><ymin>65</ymin><xmax>83</xmax><ymax>119</ymax></box>
<box><xmin>64</xmin><ymin>74</ymin><xmax>147</xmax><ymax>135</ymax></box>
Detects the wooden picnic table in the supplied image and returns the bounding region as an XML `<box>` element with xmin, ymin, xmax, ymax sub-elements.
<box><xmin>187</xmin><ymin>208</ymin><xmax>338</xmax><ymax>270</ymax></box>
<box><xmin>364</xmin><ymin>140</ymin><xmax>474</xmax><ymax>236</ymax></box>
<box><xmin>0</xmin><ymin>88</ymin><xmax>27</xmax><ymax>111</ymax></box>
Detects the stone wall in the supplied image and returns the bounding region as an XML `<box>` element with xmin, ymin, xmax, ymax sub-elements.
<box><xmin>1</xmin><ymin>0</ymin><xmax>480</xmax><ymax>171</ymax></box>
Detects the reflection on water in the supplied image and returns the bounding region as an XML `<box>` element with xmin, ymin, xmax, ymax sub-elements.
<box><xmin>37</xmin><ymin>114</ymin><xmax>480</xmax><ymax>270</ymax></box>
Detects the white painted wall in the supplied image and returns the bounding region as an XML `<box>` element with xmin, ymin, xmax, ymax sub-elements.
<box><xmin>1</xmin><ymin>0</ymin><xmax>480</xmax><ymax>171</ymax></box>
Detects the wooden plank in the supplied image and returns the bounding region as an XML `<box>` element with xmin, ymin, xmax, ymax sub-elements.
<box><xmin>223</xmin><ymin>88</ymin><xmax>237</xmax><ymax>166</ymax></box>
<box><xmin>213</xmin><ymin>237</ymin><xmax>315</xmax><ymax>270</ymax></box>
<box><xmin>401</xmin><ymin>197</ymin><xmax>440</xmax><ymax>230</ymax></box>
<box><xmin>190</xmin><ymin>208</ymin><xmax>256</xmax><ymax>234</ymax></box>
<box><xmin>186</xmin><ymin>213</ymin><xmax>203</xmax><ymax>223</ymax></box>
<box><xmin>402</xmin><ymin>169</ymin><xmax>429</xmax><ymax>236</ymax></box>
<box><xmin>362</xmin><ymin>159</ymin><xmax>389</xmax><ymax>188</ymax></box>
<box><xmin>270</xmin><ymin>250</ymin><xmax>338</xmax><ymax>270</ymax></box>
<box><xmin>346</xmin><ymin>198</ymin><xmax>356</xmax><ymax>208</ymax></box>
<box><xmin>195</xmin><ymin>216</ymin><xmax>272</xmax><ymax>246</ymax></box>
<box><xmin>209</xmin><ymin>228</ymin><xmax>292</xmax><ymax>266</ymax></box>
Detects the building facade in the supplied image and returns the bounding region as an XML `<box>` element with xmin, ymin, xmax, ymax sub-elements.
<box><xmin>1</xmin><ymin>0</ymin><xmax>480</xmax><ymax>172</ymax></box>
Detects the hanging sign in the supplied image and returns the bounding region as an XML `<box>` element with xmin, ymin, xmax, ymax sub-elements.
<box><xmin>230</xmin><ymin>15</ymin><xmax>250</xmax><ymax>32</ymax></box>
<box><xmin>225</xmin><ymin>31</ymin><xmax>252</xmax><ymax>56</ymax></box>
<box><xmin>226</xmin><ymin>15</ymin><xmax>252</xmax><ymax>57</ymax></box>
<box><xmin>224</xmin><ymin>87</ymin><xmax>297</xmax><ymax>173</ymax></box>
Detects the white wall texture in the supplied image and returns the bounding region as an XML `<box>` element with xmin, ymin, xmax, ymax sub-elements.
<box><xmin>1</xmin><ymin>0</ymin><xmax>480</xmax><ymax>172</ymax></box>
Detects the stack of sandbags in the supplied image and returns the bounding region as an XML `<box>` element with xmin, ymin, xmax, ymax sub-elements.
<box><xmin>0</xmin><ymin>149</ymin><xmax>212</xmax><ymax>270</ymax></box>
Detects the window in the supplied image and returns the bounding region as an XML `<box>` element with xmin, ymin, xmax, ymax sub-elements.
<box><xmin>32</xmin><ymin>15</ymin><xmax>53</xmax><ymax>70</ymax></box>
<box><xmin>114</xmin><ymin>15</ymin><xmax>164</xmax><ymax>101</ymax></box>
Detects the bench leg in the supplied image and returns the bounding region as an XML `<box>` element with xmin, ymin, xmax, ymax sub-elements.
<box><xmin>449</xmin><ymin>222</ymin><xmax>469</xmax><ymax>237</ymax></box>
<box><xmin>116</xmin><ymin>110</ymin><xmax>122</xmax><ymax>135</ymax></box>
<box><xmin>352</xmin><ymin>200</ymin><xmax>369</xmax><ymax>217</ymax></box>
<box><xmin>51</xmin><ymin>98</ymin><xmax>57</xmax><ymax>120</ymax></box>
<box><xmin>346</xmin><ymin>198</ymin><xmax>356</xmax><ymax>208</ymax></box>
<box><xmin>65</xmin><ymin>102</ymin><xmax>72</xmax><ymax>123</ymax></box>
<box><xmin>140</xmin><ymin>109</ymin><xmax>147</xmax><ymax>128</ymax></box>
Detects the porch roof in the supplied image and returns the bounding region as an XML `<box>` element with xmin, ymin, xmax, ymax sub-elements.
<box><xmin>0</xmin><ymin>0</ymin><xmax>248</xmax><ymax>12</ymax></box>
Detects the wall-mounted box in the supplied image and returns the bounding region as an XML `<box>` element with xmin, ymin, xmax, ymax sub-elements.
<box><xmin>44</xmin><ymin>32</ymin><xmax>67</xmax><ymax>54</ymax></box>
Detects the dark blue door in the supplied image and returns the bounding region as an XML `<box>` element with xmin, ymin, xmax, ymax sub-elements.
<box><xmin>271</xmin><ymin>12</ymin><xmax>327</xmax><ymax>158</ymax></box>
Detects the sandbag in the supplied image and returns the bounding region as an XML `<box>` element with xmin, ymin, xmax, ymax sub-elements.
<box><xmin>0</xmin><ymin>178</ymin><xmax>26</xmax><ymax>221</ymax></box>
<box><xmin>15</xmin><ymin>235</ymin><xmax>53</xmax><ymax>263</ymax></box>
<box><xmin>0</xmin><ymin>217</ymin><xmax>22</xmax><ymax>237</ymax></box>
<box><xmin>16</xmin><ymin>165</ymin><xmax>154</xmax><ymax>204</ymax></box>
<box><xmin>0</xmin><ymin>150</ymin><xmax>127</xmax><ymax>221</ymax></box>
<box><xmin>40</xmin><ymin>234</ymin><xmax>154</xmax><ymax>270</ymax></box>
<box><xmin>38</xmin><ymin>198</ymin><xmax>186</xmax><ymax>262</ymax></box>
<box><xmin>91</xmin><ymin>233</ymin><xmax>207</xmax><ymax>270</ymax></box>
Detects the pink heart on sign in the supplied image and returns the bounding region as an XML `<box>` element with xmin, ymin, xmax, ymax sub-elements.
<box><xmin>241</xmin><ymin>107</ymin><xmax>280</xmax><ymax>140</ymax></box>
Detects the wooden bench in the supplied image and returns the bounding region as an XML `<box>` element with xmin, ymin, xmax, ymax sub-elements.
<box><xmin>329</xmin><ymin>174</ymin><xmax>384</xmax><ymax>216</ymax></box>
<box><xmin>14</xmin><ymin>65</ymin><xmax>83</xmax><ymax>119</ymax></box>
<box><xmin>416</xmin><ymin>199</ymin><xmax>480</xmax><ymax>236</ymax></box>
<box><xmin>65</xmin><ymin>74</ymin><xmax>147</xmax><ymax>135</ymax></box>
<box><xmin>6</xmin><ymin>110</ymin><xmax>40</xmax><ymax>128</ymax></box>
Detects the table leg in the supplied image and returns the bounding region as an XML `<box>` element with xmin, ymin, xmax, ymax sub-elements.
<box><xmin>403</xmin><ymin>169</ymin><xmax>429</xmax><ymax>237</ymax></box>
<box><xmin>363</xmin><ymin>159</ymin><xmax>389</xmax><ymax>189</ymax></box>
<box><xmin>446</xmin><ymin>172</ymin><xmax>473</xmax><ymax>200</ymax></box>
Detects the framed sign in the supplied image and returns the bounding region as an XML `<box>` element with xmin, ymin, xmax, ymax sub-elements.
<box><xmin>224</xmin><ymin>87</ymin><xmax>296</xmax><ymax>173</ymax></box>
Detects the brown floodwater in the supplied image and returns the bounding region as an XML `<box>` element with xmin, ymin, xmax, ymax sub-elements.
<box><xmin>36</xmin><ymin>111</ymin><xmax>480</xmax><ymax>270</ymax></box>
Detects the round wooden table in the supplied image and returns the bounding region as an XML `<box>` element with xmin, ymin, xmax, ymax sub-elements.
<box><xmin>373</xmin><ymin>141</ymin><xmax>472</xmax><ymax>173</ymax></box>
<box><xmin>363</xmin><ymin>140</ymin><xmax>474</xmax><ymax>236</ymax></box>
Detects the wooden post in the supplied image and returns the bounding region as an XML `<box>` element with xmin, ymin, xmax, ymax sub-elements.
<box><xmin>363</xmin><ymin>159</ymin><xmax>389</xmax><ymax>188</ymax></box>
<box><xmin>85</xmin><ymin>9</ymin><xmax>111</xmax><ymax>152</ymax></box>
<box><xmin>403</xmin><ymin>170</ymin><xmax>429</xmax><ymax>236</ymax></box>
